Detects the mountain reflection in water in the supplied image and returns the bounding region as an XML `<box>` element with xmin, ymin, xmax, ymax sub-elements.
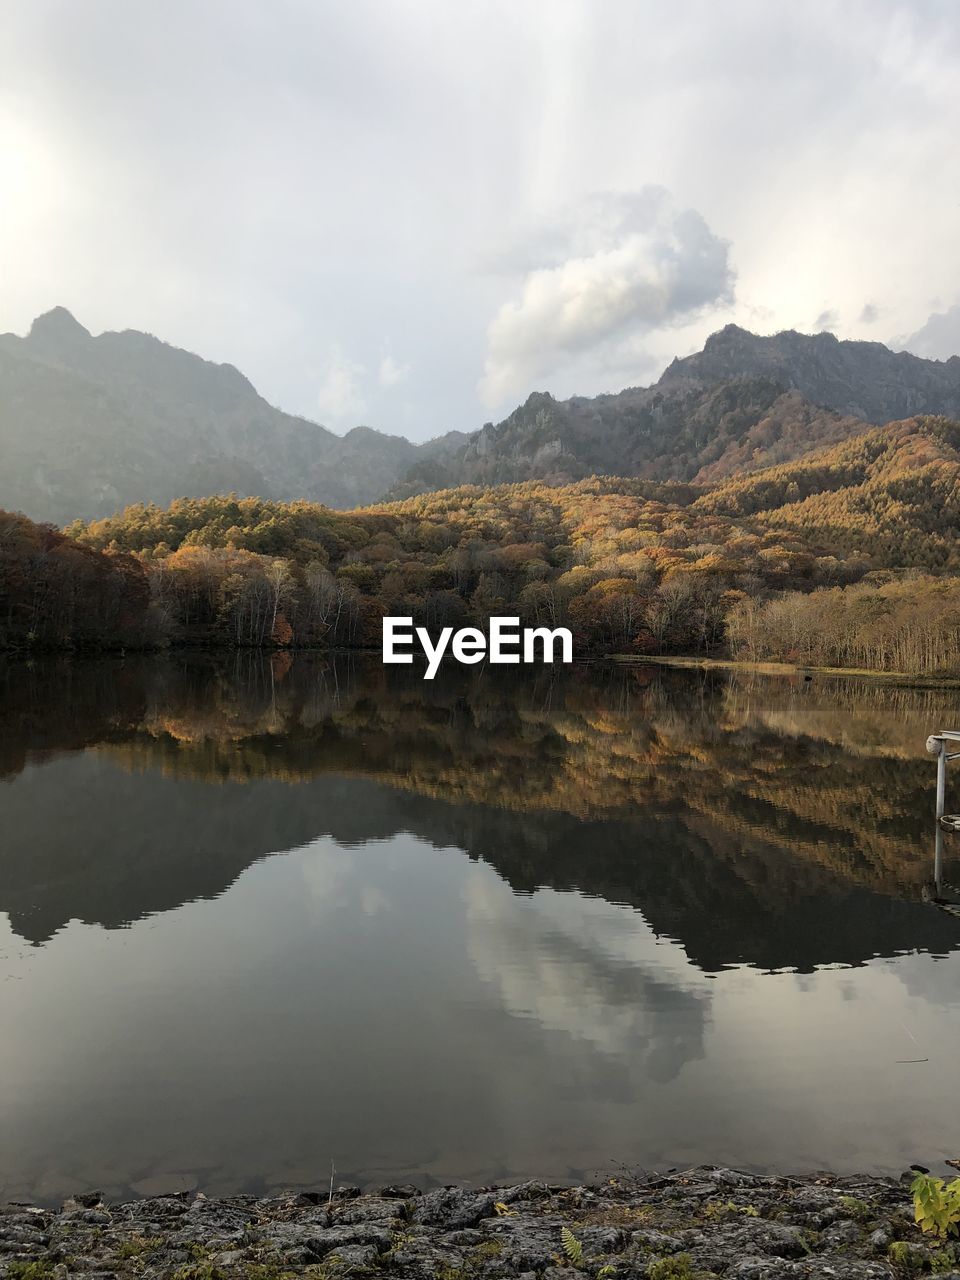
<box><xmin>0</xmin><ymin>654</ymin><xmax>958</xmax><ymax>1202</ymax></box>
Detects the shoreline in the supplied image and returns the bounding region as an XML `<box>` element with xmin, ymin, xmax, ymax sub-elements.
<box><xmin>608</xmin><ymin>653</ymin><xmax>960</xmax><ymax>690</ymax></box>
<box><xmin>1</xmin><ymin>1166</ymin><xmax>951</xmax><ymax>1279</ymax></box>
<box><xmin>4</xmin><ymin>645</ymin><xmax>959</xmax><ymax>691</ymax></box>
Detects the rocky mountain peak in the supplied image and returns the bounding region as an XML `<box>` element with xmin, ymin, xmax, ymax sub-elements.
<box><xmin>701</xmin><ymin>322</ymin><xmax>754</xmax><ymax>350</ymax></box>
<box><xmin>658</xmin><ymin>323</ymin><xmax>960</xmax><ymax>422</ymax></box>
<box><xmin>27</xmin><ymin>306</ymin><xmax>92</xmax><ymax>345</ymax></box>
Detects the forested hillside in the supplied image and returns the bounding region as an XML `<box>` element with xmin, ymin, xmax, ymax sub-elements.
<box><xmin>0</xmin><ymin>412</ymin><xmax>947</xmax><ymax>670</ymax></box>
<box><xmin>60</xmin><ymin>478</ymin><xmax>782</xmax><ymax>654</ymax></box>
<box><xmin>695</xmin><ymin>414</ymin><xmax>960</xmax><ymax>568</ymax></box>
<box><xmin>0</xmin><ymin>413</ymin><xmax>948</xmax><ymax>669</ymax></box>
<box><xmin>0</xmin><ymin>510</ymin><xmax>150</xmax><ymax>649</ymax></box>
<box><xmin>385</xmin><ymin>379</ymin><xmax>871</xmax><ymax>497</ymax></box>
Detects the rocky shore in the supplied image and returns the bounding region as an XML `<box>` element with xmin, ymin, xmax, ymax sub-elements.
<box><xmin>1</xmin><ymin>1167</ymin><xmax>956</xmax><ymax>1280</ymax></box>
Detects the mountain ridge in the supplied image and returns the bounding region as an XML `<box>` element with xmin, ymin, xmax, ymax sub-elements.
<box><xmin>0</xmin><ymin>308</ymin><xmax>443</xmax><ymax>522</ymax></box>
<box><xmin>3</xmin><ymin>307</ymin><xmax>960</xmax><ymax>524</ymax></box>
<box><xmin>660</xmin><ymin>322</ymin><xmax>960</xmax><ymax>420</ymax></box>
<box><xmin>400</xmin><ymin>326</ymin><xmax>960</xmax><ymax>496</ymax></box>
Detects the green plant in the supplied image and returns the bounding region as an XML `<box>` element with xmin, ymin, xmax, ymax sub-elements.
<box><xmin>839</xmin><ymin>1195</ymin><xmax>872</xmax><ymax>1221</ymax></box>
<box><xmin>705</xmin><ymin>1200</ymin><xmax>758</xmax><ymax>1220</ymax></box>
<box><xmin>911</xmin><ymin>1172</ymin><xmax>960</xmax><ymax>1239</ymax></box>
<box><xmin>561</xmin><ymin>1227</ymin><xmax>584</xmax><ymax>1267</ymax></box>
<box><xmin>931</xmin><ymin>1247</ymin><xmax>958</xmax><ymax>1273</ymax></box>
<box><xmin>646</xmin><ymin>1255</ymin><xmax>698</xmax><ymax>1280</ymax></box>
<box><xmin>796</xmin><ymin>1232</ymin><xmax>815</xmax><ymax>1256</ymax></box>
<box><xmin>306</xmin><ymin>1252</ymin><xmax>362</xmax><ymax>1280</ymax></box>
<box><xmin>467</xmin><ymin>1241</ymin><xmax>503</xmax><ymax>1263</ymax></box>
<box><xmin>434</xmin><ymin>1267</ymin><xmax>463</xmax><ymax>1280</ymax></box>
<box><xmin>430</xmin><ymin>1239</ymin><xmax>504</xmax><ymax>1280</ymax></box>
<box><xmin>6</xmin><ymin>1264</ymin><xmax>56</xmax><ymax>1280</ymax></box>
<box><xmin>888</xmin><ymin>1240</ymin><xmax>924</xmax><ymax>1273</ymax></box>
<box><xmin>597</xmin><ymin>1265</ymin><xmax>617</xmax><ymax>1279</ymax></box>
<box><xmin>173</xmin><ymin>1264</ymin><xmax>227</xmax><ymax>1280</ymax></box>
<box><xmin>574</xmin><ymin>1204</ymin><xmax>651</xmax><ymax>1229</ymax></box>
<box><xmin>117</xmin><ymin>1234</ymin><xmax>163</xmax><ymax>1258</ymax></box>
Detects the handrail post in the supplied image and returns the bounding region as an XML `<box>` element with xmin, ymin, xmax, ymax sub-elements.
<box><xmin>926</xmin><ymin>731</ymin><xmax>960</xmax><ymax>895</ymax></box>
<box><xmin>926</xmin><ymin>732</ymin><xmax>959</xmax><ymax>824</ymax></box>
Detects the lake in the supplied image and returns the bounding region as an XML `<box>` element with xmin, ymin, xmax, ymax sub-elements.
<box><xmin>1</xmin><ymin>654</ymin><xmax>959</xmax><ymax>1205</ymax></box>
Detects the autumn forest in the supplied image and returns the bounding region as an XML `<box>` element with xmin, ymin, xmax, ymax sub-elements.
<box><xmin>0</xmin><ymin>411</ymin><xmax>959</xmax><ymax>673</ymax></box>
<box><xmin>5</xmin><ymin>307</ymin><xmax>960</xmax><ymax>676</ymax></box>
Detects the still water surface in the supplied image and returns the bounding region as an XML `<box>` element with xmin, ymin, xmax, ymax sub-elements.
<box><xmin>1</xmin><ymin>655</ymin><xmax>959</xmax><ymax>1203</ymax></box>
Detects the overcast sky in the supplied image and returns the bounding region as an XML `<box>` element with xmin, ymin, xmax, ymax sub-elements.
<box><xmin>2</xmin><ymin>0</ymin><xmax>959</xmax><ymax>440</ymax></box>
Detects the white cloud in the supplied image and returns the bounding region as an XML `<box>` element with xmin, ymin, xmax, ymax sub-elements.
<box><xmin>463</xmin><ymin>868</ymin><xmax>709</xmax><ymax>1076</ymax></box>
<box><xmin>478</xmin><ymin>188</ymin><xmax>734</xmax><ymax>408</ymax></box>
<box><xmin>378</xmin><ymin>353</ymin><xmax>411</xmax><ymax>387</ymax></box>
<box><xmin>2</xmin><ymin>2</ymin><xmax>960</xmax><ymax>436</ymax></box>
<box><xmin>316</xmin><ymin>344</ymin><xmax>366</xmax><ymax>424</ymax></box>
<box><xmin>899</xmin><ymin>304</ymin><xmax>960</xmax><ymax>361</ymax></box>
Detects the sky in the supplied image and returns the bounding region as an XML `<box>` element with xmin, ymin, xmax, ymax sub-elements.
<box><xmin>2</xmin><ymin>0</ymin><xmax>959</xmax><ymax>441</ymax></box>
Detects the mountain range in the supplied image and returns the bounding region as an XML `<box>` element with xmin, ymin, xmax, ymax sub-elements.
<box><xmin>0</xmin><ymin>308</ymin><xmax>465</xmax><ymax>523</ymax></box>
<box><xmin>2</xmin><ymin>307</ymin><xmax>960</xmax><ymax>524</ymax></box>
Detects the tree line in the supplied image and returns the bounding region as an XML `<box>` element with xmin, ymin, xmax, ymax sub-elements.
<box><xmin>33</xmin><ymin>481</ymin><xmax>841</xmax><ymax>654</ymax></box>
<box><xmin>0</xmin><ymin>510</ymin><xmax>150</xmax><ymax>649</ymax></box>
<box><xmin>728</xmin><ymin>575</ymin><xmax>960</xmax><ymax>675</ymax></box>
<box><xmin>2</xmin><ymin>412</ymin><xmax>960</xmax><ymax>672</ymax></box>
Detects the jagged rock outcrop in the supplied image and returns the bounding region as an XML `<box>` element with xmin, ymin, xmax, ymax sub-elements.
<box><xmin>387</xmin><ymin>327</ymin><xmax>960</xmax><ymax>499</ymax></box>
<box><xmin>659</xmin><ymin>324</ymin><xmax>960</xmax><ymax>423</ymax></box>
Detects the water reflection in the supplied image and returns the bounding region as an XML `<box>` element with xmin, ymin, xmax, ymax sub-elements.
<box><xmin>1</xmin><ymin>654</ymin><xmax>959</xmax><ymax>1201</ymax></box>
<box><xmin>1</xmin><ymin>654</ymin><xmax>957</xmax><ymax>968</ymax></box>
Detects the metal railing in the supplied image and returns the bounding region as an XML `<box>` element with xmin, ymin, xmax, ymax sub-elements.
<box><xmin>926</xmin><ymin>731</ymin><xmax>960</xmax><ymax>824</ymax></box>
<box><xmin>926</xmin><ymin>732</ymin><xmax>960</xmax><ymax>900</ymax></box>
